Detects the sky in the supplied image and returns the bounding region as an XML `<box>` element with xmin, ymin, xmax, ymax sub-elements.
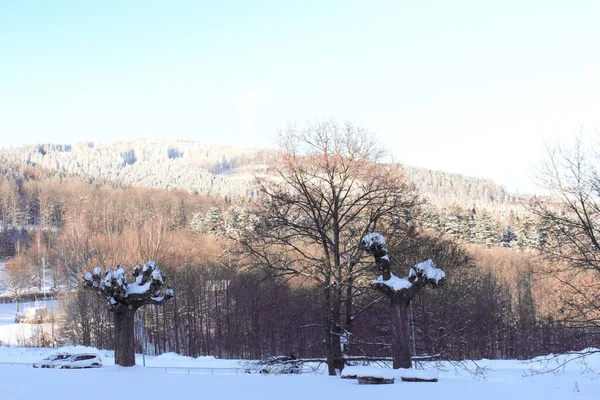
<box><xmin>1</xmin><ymin>0</ymin><xmax>599</xmax><ymax>193</ymax></box>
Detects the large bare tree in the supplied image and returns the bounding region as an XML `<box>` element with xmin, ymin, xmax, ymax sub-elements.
<box><xmin>237</xmin><ymin>121</ymin><xmax>420</xmax><ymax>375</ymax></box>
<box><xmin>531</xmin><ymin>137</ymin><xmax>600</xmax><ymax>337</ymax></box>
<box><xmin>1</xmin><ymin>249</ymin><xmax>34</xmax><ymax>312</ymax></box>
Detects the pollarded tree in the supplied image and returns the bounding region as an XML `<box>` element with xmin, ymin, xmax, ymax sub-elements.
<box><xmin>237</xmin><ymin>120</ymin><xmax>421</xmax><ymax>375</ymax></box>
<box><xmin>83</xmin><ymin>261</ymin><xmax>174</xmax><ymax>366</ymax></box>
<box><xmin>360</xmin><ymin>232</ymin><xmax>445</xmax><ymax>369</ymax></box>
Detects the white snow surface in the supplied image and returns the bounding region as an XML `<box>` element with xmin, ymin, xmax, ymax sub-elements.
<box><xmin>126</xmin><ymin>281</ymin><xmax>151</xmax><ymax>295</ymax></box>
<box><xmin>2</xmin><ymin>302</ymin><xmax>600</xmax><ymax>399</ymax></box>
<box><xmin>372</xmin><ymin>273</ymin><xmax>412</xmax><ymax>291</ymax></box>
<box><xmin>0</xmin><ymin>300</ymin><xmax>59</xmax><ymax>346</ymax></box>
<box><xmin>0</xmin><ymin>345</ymin><xmax>599</xmax><ymax>400</ymax></box>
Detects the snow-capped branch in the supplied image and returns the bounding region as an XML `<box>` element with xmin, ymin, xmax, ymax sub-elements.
<box><xmin>372</xmin><ymin>273</ymin><xmax>411</xmax><ymax>291</ymax></box>
<box><xmin>371</xmin><ymin>259</ymin><xmax>446</xmax><ymax>298</ymax></box>
<box><xmin>408</xmin><ymin>259</ymin><xmax>446</xmax><ymax>285</ymax></box>
<box><xmin>83</xmin><ymin>260</ymin><xmax>174</xmax><ymax>311</ymax></box>
<box><xmin>361</xmin><ymin>232</ymin><xmax>446</xmax><ymax>301</ymax></box>
<box><xmin>360</xmin><ymin>232</ymin><xmax>387</xmax><ymax>257</ymax></box>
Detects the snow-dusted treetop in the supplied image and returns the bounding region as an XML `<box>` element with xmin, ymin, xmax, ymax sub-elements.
<box><xmin>361</xmin><ymin>232</ymin><xmax>445</xmax><ymax>293</ymax></box>
<box><xmin>408</xmin><ymin>259</ymin><xmax>445</xmax><ymax>285</ymax></box>
<box><xmin>83</xmin><ymin>260</ymin><xmax>174</xmax><ymax>311</ymax></box>
<box><xmin>373</xmin><ymin>259</ymin><xmax>445</xmax><ymax>292</ymax></box>
<box><xmin>360</xmin><ymin>232</ymin><xmax>386</xmax><ymax>252</ymax></box>
<box><xmin>372</xmin><ymin>273</ymin><xmax>412</xmax><ymax>291</ymax></box>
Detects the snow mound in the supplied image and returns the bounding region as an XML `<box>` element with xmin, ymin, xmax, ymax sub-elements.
<box><xmin>342</xmin><ymin>366</ymin><xmax>397</xmax><ymax>379</ymax></box>
<box><xmin>342</xmin><ymin>366</ymin><xmax>439</xmax><ymax>381</ymax></box>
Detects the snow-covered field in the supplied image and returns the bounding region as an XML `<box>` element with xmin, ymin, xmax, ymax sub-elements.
<box><xmin>0</xmin><ymin>347</ymin><xmax>599</xmax><ymax>400</ymax></box>
<box><xmin>0</xmin><ymin>300</ymin><xmax>599</xmax><ymax>399</ymax></box>
<box><xmin>0</xmin><ymin>300</ymin><xmax>59</xmax><ymax>346</ymax></box>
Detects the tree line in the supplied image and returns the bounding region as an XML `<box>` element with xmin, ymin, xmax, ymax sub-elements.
<box><xmin>0</xmin><ymin>123</ymin><xmax>597</xmax><ymax>374</ymax></box>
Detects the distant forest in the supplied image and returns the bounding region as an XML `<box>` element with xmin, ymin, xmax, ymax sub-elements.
<box><xmin>0</xmin><ymin>138</ymin><xmax>589</xmax><ymax>365</ymax></box>
<box><xmin>0</xmin><ymin>139</ymin><xmax>532</xmax><ymax>248</ymax></box>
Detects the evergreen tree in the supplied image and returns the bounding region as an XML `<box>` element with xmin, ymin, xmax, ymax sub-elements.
<box><xmin>500</xmin><ymin>226</ymin><xmax>518</xmax><ymax>248</ymax></box>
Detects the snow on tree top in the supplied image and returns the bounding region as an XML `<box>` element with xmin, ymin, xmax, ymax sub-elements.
<box><xmin>408</xmin><ymin>259</ymin><xmax>445</xmax><ymax>284</ymax></box>
<box><xmin>127</xmin><ymin>281</ymin><xmax>151</xmax><ymax>295</ymax></box>
<box><xmin>371</xmin><ymin>259</ymin><xmax>445</xmax><ymax>292</ymax></box>
<box><xmin>83</xmin><ymin>260</ymin><xmax>173</xmax><ymax>310</ymax></box>
<box><xmin>372</xmin><ymin>273</ymin><xmax>412</xmax><ymax>291</ymax></box>
<box><xmin>361</xmin><ymin>232</ymin><xmax>386</xmax><ymax>249</ymax></box>
<box><xmin>151</xmin><ymin>268</ymin><xmax>164</xmax><ymax>283</ymax></box>
<box><xmin>104</xmin><ymin>266</ymin><xmax>126</xmax><ymax>288</ymax></box>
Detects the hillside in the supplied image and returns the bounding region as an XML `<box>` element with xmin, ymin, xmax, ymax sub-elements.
<box><xmin>0</xmin><ymin>140</ymin><xmax>271</xmax><ymax>198</ymax></box>
<box><xmin>0</xmin><ymin>139</ymin><xmax>533</xmax><ymax>247</ymax></box>
<box><xmin>0</xmin><ymin>139</ymin><xmax>523</xmax><ymax>204</ymax></box>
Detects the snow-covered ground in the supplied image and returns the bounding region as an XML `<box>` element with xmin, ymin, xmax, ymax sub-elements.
<box><xmin>0</xmin><ymin>346</ymin><xmax>598</xmax><ymax>400</ymax></box>
<box><xmin>0</xmin><ymin>347</ymin><xmax>600</xmax><ymax>400</ymax></box>
<box><xmin>0</xmin><ymin>298</ymin><xmax>599</xmax><ymax>399</ymax></box>
<box><xmin>0</xmin><ymin>300</ymin><xmax>59</xmax><ymax>346</ymax></box>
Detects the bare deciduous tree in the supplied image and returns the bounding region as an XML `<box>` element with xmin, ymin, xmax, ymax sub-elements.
<box><xmin>531</xmin><ymin>137</ymin><xmax>600</xmax><ymax>337</ymax></box>
<box><xmin>237</xmin><ymin>121</ymin><xmax>420</xmax><ymax>375</ymax></box>
<box><xmin>1</xmin><ymin>244</ymin><xmax>34</xmax><ymax>312</ymax></box>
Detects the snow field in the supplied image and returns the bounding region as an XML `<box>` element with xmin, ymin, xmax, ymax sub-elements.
<box><xmin>1</xmin><ymin>301</ymin><xmax>599</xmax><ymax>399</ymax></box>
<box><xmin>0</xmin><ymin>345</ymin><xmax>599</xmax><ymax>400</ymax></box>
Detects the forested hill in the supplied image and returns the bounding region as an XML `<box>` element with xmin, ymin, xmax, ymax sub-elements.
<box><xmin>0</xmin><ymin>140</ymin><xmax>269</xmax><ymax>198</ymax></box>
<box><xmin>0</xmin><ymin>139</ymin><xmax>521</xmax><ymax>208</ymax></box>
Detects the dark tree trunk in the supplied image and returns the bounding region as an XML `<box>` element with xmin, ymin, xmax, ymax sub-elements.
<box><xmin>372</xmin><ymin>281</ymin><xmax>423</xmax><ymax>369</ymax></box>
<box><xmin>173</xmin><ymin>296</ymin><xmax>180</xmax><ymax>354</ymax></box>
<box><xmin>325</xmin><ymin>320</ymin><xmax>344</xmax><ymax>375</ymax></box>
<box><xmin>390</xmin><ymin>296</ymin><xmax>412</xmax><ymax>369</ymax></box>
<box><xmin>114</xmin><ymin>306</ymin><xmax>138</xmax><ymax>367</ymax></box>
<box><xmin>363</xmin><ymin>234</ymin><xmax>446</xmax><ymax>370</ymax></box>
<box><xmin>325</xmin><ymin>284</ymin><xmax>344</xmax><ymax>375</ymax></box>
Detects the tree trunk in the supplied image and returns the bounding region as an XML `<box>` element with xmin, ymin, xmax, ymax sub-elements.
<box><xmin>325</xmin><ymin>322</ymin><xmax>344</xmax><ymax>375</ymax></box>
<box><xmin>325</xmin><ymin>284</ymin><xmax>344</xmax><ymax>375</ymax></box>
<box><xmin>114</xmin><ymin>306</ymin><xmax>138</xmax><ymax>367</ymax></box>
<box><xmin>390</xmin><ymin>296</ymin><xmax>412</xmax><ymax>369</ymax></box>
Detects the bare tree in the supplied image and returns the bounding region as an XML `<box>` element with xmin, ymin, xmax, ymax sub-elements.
<box><xmin>83</xmin><ymin>261</ymin><xmax>174</xmax><ymax>366</ymax></box>
<box><xmin>237</xmin><ymin>121</ymin><xmax>420</xmax><ymax>375</ymax></box>
<box><xmin>1</xmin><ymin>244</ymin><xmax>34</xmax><ymax>312</ymax></box>
<box><xmin>531</xmin><ymin>137</ymin><xmax>600</xmax><ymax>339</ymax></box>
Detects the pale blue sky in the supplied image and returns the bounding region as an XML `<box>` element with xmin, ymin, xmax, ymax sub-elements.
<box><xmin>1</xmin><ymin>0</ymin><xmax>599</xmax><ymax>193</ymax></box>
